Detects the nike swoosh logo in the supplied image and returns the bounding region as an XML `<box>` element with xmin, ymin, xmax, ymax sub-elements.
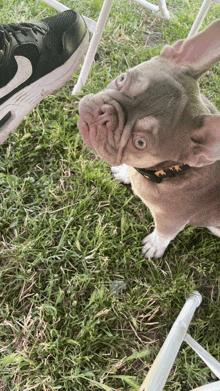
<box><xmin>0</xmin><ymin>56</ymin><xmax>33</xmax><ymax>99</ymax></box>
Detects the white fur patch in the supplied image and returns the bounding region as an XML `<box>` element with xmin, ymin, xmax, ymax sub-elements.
<box><xmin>111</xmin><ymin>164</ymin><xmax>131</xmax><ymax>184</ymax></box>
<box><xmin>207</xmin><ymin>226</ymin><xmax>220</xmax><ymax>237</ymax></box>
<box><xmin>142</xmin><ymin>229</ymin><xmax>172</xmax><ymax>258</ymax></box>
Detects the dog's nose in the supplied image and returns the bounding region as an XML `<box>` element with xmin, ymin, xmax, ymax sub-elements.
<box><xmin>80</xmin><ymin>103</ymin><xmax>119</xmax><ymax>132</ymax></box>
<box><xmin>97</xmin><ymin>104</ymin><xmax>118</xmax><ymax>130</ymax></box>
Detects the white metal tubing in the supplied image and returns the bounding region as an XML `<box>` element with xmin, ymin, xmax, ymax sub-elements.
<box><xmin>184</xmin><ymin>333</ymin><xmax>220</xmax><ymax>379</ymax></box>
<box><xmin>133</xmin><ymin>0</ymin><xmax>159</xmax><ymax>12</ymax></box>
<box><xmin>191</xmin><ymin>381</ymin><xmax>220</xmax><ymax>391</ymax></box>
<box><xmin>133</xmin><ymin>0</ymin><xmax>170</xmax><ymax>18</ymax></box>
<box><xmin>187</xmin><ymin>0</ymin><xmax>212</xmax><ymax>39</ymax></box>
<box><xmin>42</xmin><ymin>0</ymin><xmax>96</xmax><ymax>32</ymax></box>
<box><xmin>42</xmin><ymin>0</ymin><xmax>69</xmax><ymax>11</ymax></box>
<box><xmin>138</xmin><ymin>291</ymin><xmax>202</xmax><ymax>391</ymax></box>
<box><xmin>72</xmin><ymin>0</ymin><xmax>114</xmax><ymax>94</ymax></box>
<box><xmin>157</xmin><ymin>0</ymin><xmax>170</xmax><ymax>19</ymax></box>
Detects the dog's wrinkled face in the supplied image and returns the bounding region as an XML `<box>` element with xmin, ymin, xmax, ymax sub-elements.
<box><xmin>79</xmin><ymin>20</ymin><xmax>220</xmax><ymax>169</ymax></box>
<box><xmin>78</xmin><ymin>58</ymin><xmax>209</xmax><ymax>168</ymax></box>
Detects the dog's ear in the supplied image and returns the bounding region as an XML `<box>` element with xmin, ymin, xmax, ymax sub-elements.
<box><xmin>189</xmin><ymin>115</ymin><xmax>220</xmax><ymax>166</ymax></box>
<box><xmin>160</xmin><ymin>20</ymin><xmax>220</xmax><ymax>79</ymax></box>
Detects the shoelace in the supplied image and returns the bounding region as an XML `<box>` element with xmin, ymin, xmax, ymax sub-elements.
<box><xmin>0</xmin><ymin>22</ymin><xmax>46</xmax><ymax>46</ymax></box>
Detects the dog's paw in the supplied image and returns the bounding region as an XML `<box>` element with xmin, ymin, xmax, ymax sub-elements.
<box><xmin>142</xmin><ymin>230</ymin><xmax>171</xmax><ymax>259</ymax></box>
<box><xmin>111</xmin><ymin>164</ymin><xmax>131</xmax><ymax>184</ymax></box>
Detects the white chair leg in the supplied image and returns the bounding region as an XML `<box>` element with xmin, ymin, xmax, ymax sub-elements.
<box><xmin>157</xmin><ymin>0</ymin><xmax>170</xmax><ymax>19</ymax></box>
<box><xmin>138</xmin><ymin>291</ymin><xmax>202</xmax><ymax>391</ymax></box>
<box><xmin>184</xmin><ymin>333</ymin><xmax>220</xmax><ymax>379</ymax></box>
<box><xmin>133</xmin><ymin>0</ymin><xmax>170</xmax><ymax>19</ymax></box>
<box><xmin>72</xmin><ymin>0</ymin><xmax>114</xmax><ymax>95</ymax></box>
<box><xmin>191</xmin><ymin>381</ymin><xmax>220</xmax><ymax>391</ymax></box>
<box><xmin>133</xmin><ymin>0</ymin><xmax>159</xmax><ymax>13</ymax></box>
<box><xmin>187</xmin><ymin>0</ymin><xmax>212</xmax><ymax>38</ymax></box>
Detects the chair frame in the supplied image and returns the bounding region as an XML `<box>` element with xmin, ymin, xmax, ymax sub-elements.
<box><xmin>138</xmin><ymin>291</ymin><xmax>220</xmax><ymax>391</ymax></box>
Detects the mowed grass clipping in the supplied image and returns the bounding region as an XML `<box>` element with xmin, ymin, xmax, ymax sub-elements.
<box><xmin>0</xmin><ymin>0</ymin><xmax>220</xmax><ymax>390</ymax></box>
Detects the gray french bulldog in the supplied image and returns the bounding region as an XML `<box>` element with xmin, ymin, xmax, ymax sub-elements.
<box><xmin>78</xmin><ymin>20</ymin><xmax>220</xmax><ymax>258</ymax></box>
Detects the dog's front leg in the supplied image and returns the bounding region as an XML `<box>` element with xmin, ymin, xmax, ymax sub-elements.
<box><xmin>142</xmin><ymin>215</ymin><xmax>188</xmax><ymax>259</ymax></box>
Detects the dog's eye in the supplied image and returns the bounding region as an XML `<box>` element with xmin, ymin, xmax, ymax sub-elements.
<box><xmin>116</xmin><ymin>73</ymin><xmax>127</xmax><ymax>89</ymax></box>
<box><xmin>134</xmin><ymin>138</ymin><xmax>147</xmax><ymax>149</ymax></box>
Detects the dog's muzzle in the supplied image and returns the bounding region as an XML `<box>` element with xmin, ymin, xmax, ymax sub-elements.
<box><xmin>78</xmin><ymin>93</ymin><xmax>126</xmax><ymax>164</ymax></box>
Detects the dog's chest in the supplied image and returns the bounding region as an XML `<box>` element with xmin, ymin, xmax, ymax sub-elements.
<box><xmin>128</xmin><ymin>165</ymin><xmax>220</xmax><ymax>225</ymax></box>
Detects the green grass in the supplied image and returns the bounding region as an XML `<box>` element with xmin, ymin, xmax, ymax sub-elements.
<box><xmin>0</xmin><ymin>0</ymin><xmax>220</xmax><ymax>390</ymax></box>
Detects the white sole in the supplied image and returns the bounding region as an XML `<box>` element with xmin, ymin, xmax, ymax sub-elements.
<box><xmin>0</xmin><ymin>30</ymin><xmax>89</xmax><ymax>144</ymax></box>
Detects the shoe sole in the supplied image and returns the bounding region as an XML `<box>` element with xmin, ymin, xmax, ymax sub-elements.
<box><xmin>0</xmin><ymin>29</ymin><xmax>89</xmax><ymax>144</ymax></box>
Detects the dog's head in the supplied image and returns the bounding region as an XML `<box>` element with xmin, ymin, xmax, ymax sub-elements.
<box><xmin>78</xmin><ymin>20</ymin><xmax>220</xmax><ymax>169</ymax></box>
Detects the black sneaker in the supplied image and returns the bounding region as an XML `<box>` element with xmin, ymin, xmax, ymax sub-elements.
<box><xmin>0</xmin><ymin>9</ymin><xmax>89</xmax><ymax>144</ymax></box>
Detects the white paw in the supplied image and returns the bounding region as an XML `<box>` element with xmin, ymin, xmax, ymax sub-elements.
<box><xmin>111</xmin><ymin>164</ymin><xmax>131</xmax><ymax>184</ymax></box>
<box><xmin>142</xmin><ymin>230</ymin><xmax>171</xmax><ymax>259</ymax></box>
